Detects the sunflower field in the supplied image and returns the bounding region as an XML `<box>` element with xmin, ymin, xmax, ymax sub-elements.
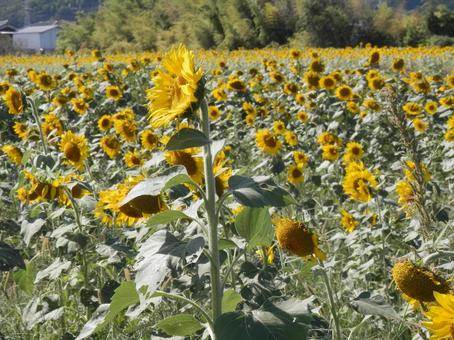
<box><xmin>0</xmin><ymin>46</ymin><xmax>454</xmax><ymax>340</ymax></box>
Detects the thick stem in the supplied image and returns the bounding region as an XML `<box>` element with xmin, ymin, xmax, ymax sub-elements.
<box><xmin>318</xmin><ymin>260</ymin><xmax>342</xmax><ymax>340</ymax></box>
<box><xmin>201</xmin><ymin>100</ymin><xmax>222</xmax><ymax>323</ymax></box>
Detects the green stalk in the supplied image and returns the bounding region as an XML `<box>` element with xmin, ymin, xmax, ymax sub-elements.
<box><xmin>200</xmin><ymin>100</ymin><xmax>222</xmax><ymax>323</ymax></box>
<box><xmin>318</xmin><ymin>260</ymin><xmax>342</xmax><ymax>340</ymax></box>
<box><xmin>27</xmin><ymin>98</ymin><xmax>48</xmax><ymax>154</ymax></box>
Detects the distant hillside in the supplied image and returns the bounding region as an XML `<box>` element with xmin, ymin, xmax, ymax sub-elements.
<box><xmin>0</xmin><ymin>0</ymin><xmax>99</xmax><ymax>28</ymax></box>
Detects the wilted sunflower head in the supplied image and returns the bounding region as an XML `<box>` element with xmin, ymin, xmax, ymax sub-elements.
<box><xmin>165</xmin><ymin>149</ymin><xmax>204</xmax><ymax>184</ymax></box>
<box><xmin>392</xmin><ymin>260</ymin><xmax>450</xmax><ymax>302</ymax></box>
<box><xmin>147</xmin><ymin>44</ymin><xmax>204</xmax><ymax>128</ymax></box>
<box><xmin>273</xmin><ymin>218</ymin><xmax>326</xmax><ymax>260</ymax></box>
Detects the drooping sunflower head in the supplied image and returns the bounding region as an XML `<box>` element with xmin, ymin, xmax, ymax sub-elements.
<box><xmin>3</xmin><ymin>87</ymin><xmax>23</xmax><ymax>115</ymax></box>
<box><xmin>303</xmin><ymin>71</ymin><xmax>320</xmax><ymax>89</ymax></box>
<box><xmin>255</xmin><ymin>129</ymin><xmax>282</xmax><ymax>156</ymax></box>
<box><xmin>13</xmin><ymin>122</ymin><xmax>29</xmax><ymax>140</ymax></box>
<box><xmin>340</xmin><ymin>209</ymin><xmax>358</xmax><ymax>233</ymax></box>
<box><xmin>368</xmin><ymin>50</ymin><xmax>380</xmax><ymax>65</ymax></box>
<box><xmin>1</xmin><ymin>144</ymin><xmax>23</xmax><ymax>165</ymax></box>
<box><xmin>165</xmin><ymin>148</ymin><xmax>204</xmax><ymax>184</ymax></box>
<box><xmin>59</xmin><ymin>131</ymin><xmax>88</xmax><ymax>169</ymax></box>
<box><xmin>392</xmin><ymin>260</ymin><xmax>451</xmax><ymax>302</ymax></box>
<box><xmin>273</xmin><ymin>218</ymin><xmax>326</xmax><ymax>260</ymax></box>
<box><xmin>71</xmin><ymin>98</ymin><xmax>89</xmax><ymax>115</ymax></box>
<box><xmin>147</xmin><ymin>44</ymin><xmax>204</xmax><ymax>128</ymax></box>
<box><xmin>114</xmin><ymin>119</ymin><xmax>137</xmax><ymax>143</ymax></box>
<box><xmin>391</xmin><ymin>58</ymin><xmax>405</xmax><ymax>72</ymax></box>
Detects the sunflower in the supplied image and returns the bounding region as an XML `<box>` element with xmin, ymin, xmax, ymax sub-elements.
<box><xmin>124</xmin><ymin>150</ymin><xmax>143</xmax><ymax>168</ymax></box>
<box><xmin>255</xmin><ymin>129</ymin><xmax>282</xmax><ymax>155</ymax></box>
<box><xmin>42</xmin><ymin>113</ymin><xmax>63</xmax><ymax>138</ymax></box>
<box><xmin>242</xmin><ymin>101</ymin><xmax>255</xmax><ymax>115</ymax></box>
<box><xmin>147</xmin><ymin>44</ymin><xmax>203</xmax><ymax>128</ymax></box>
<box><xmin>445</xmin><ymin>129</ymin><xmax>454</xmax><ymax>142</ymax></box>
<box><xmin>395</xmin><ymin>180</ymin><xmax>415</xmax><ymax>215</ymax></box>
<box><xmin>269</xmin><ymin>72</ymin><xmax>284</xmax><ymax>83</ymax></box>
<box><xmin>413</xmin><ymin>118</ymin><xmax>428</xmax><ymax>133</ymax></box>
<box><xmin>363</xmin><ymin>98</ymin><xmax>380</xmax><ymax>111</ymax></box>
<box><xmin>448</xmin><ymin>116</ymin><xmax>454</xmax><ymax>129</ymax></box>
<box><xmin>335</xmin><ymin>85</ymin><xmax>353</xmax><ymax>101</ymax></box>
<box><xmin>392</xmin><ymin>260</ymin><xmax>450</xmax><ymax>302</ymax></box>
<box><xmin>165</xmin><ymin>148</ymin><xmax>204</xmax><ymax>184</ymax></box>
<box><xmin>59</xmin><ymin>131</ymin><xmax>88</xmax><ymax>169</ymax></box>
<box><xmin>1</xmin><ymin>145</ymin><xmax>23</xmax><ymax>165</ymax></box>
<box><xmin>303</xmin><ymin>71</ymin><xmax>320</xmax><ymax>89</ymax></box>
<box><xmin>36</xmin><ymin>72</ymin><xmax>55</xmax><ymax>91</ymax></box>
<box><xmin>391</xmin><ymin>58</ymin><xmax>405</xmax><ymax>72</ymax></box>
<box><xmin>3</xmin><ymin>87</ymin><xmax>23</xmax><ymax>115</ymax></box>
<box><xmin>71</xmin><ymin>98</ymin><xmax>89</xmax><ymax>115</ymax></box>
<box><xmin>227</xmin><ymin>78</ymin><xmax>246</xmax><ymax>92</ymax></box>
<box><xmin>412</xmin><ymin>79</ymin><xmax>431</xmax><ymax>94</ymax></box>
<box><xmin>273</xmin><ymin>218</ymin><xmax>326</xmax><ymax>261</ymax></box>
<box><xmin>295</xmin><ymin>93</ymin><xmax>305</xmax><ymax>105</ymax></box>
<box><xmin>318</xmin><ymin>132</ymin><xmax>342</xmax><ymax>146</ymax></box>
<box><xmin>297</xmin><ymin>111</ymin><xmax>309</xmax><ymax>123</ymax></box>
<box><xmin>273</xmin><ymin>120</ymin><xmax>286</xmax><ymax>134</ymax></box>
<box><xmin>0</xmin><ymin>81</ymin><xmax>10</xmax><ymax>95</ymax></box>
<box><xmin>343</xmin><ymin>142</ymin><xmax>364</xmax><ymax>164</ymax></box>
<box><xmin>343</xmin><ymin>165</ymin><xmax>378</xmax><ymax>202</ymax></box>
<box><xmin>322</xmin><ymin>144</ymin><xmax>340</xmax><ymax>161</ymax></box>
<box><xmin>106</xmin><ymin>85</ymin><xmax>123</xmax><ymax>101</ymax></box>
<box><xmin>114</xmin><ymin>119</ymin><xmax>137</xmax><ymax>142</ymax></box>
<box><xmin>13</xmin><ymin>122</ymin><xmax>29</xmax><ymax>140</ymax></box>
<box><xmin>141</xmin><ymin>130</ymin><xmax>159</xmax><ymax>150</ymax></box>
<box><xmin>284</xmin><ymin>131</ymin><xmax>298</xmax><ymax>146</ymax></box>
<box><xmin>425</xmin><ymin>101</ymin><xmax>438</xmax><ymax>115</ymax></box>
<box><xmin>293</xmin><ymin>151</ymin><xmax>309</xmax><ymax>166</ymax></box>
<box><xmin>212</xmin><ymin>87</ymin><xmax>227</xmax><ymax>101</ymax></box>
<box><xmin>208</xmin><ymin>106</ymin><xmax>221</xmax><ymax>120</ymax></box>
<box><xmin>283</xmin><ymin>82</ymin><xmax>298</xmax><ymax>96</ymax></box>
<box><xmin>347</xmin><ymin>101</ymin><xmax>360</xmax><ymax>114</ymax></box>
<box><xmin>52</xmin><ymin>94</ymin><xmax>68</xmax><ymax>107</ymax></box>
<box><xmin>368</xmin><ymin>77</ymin><xmax>385</xmax><ymax>91</ymax></box>
<box><xmin>368</xmin><ymin>50</ymin><xmax>380</xmax><ymax>65</ymax></box>
<box><xmin>287</xmin><ymin>164</ymin><xmax>304</xmax><ymax>185</ymax></box>
<box><xmin>319</xmin><ymin>75</ymin><xmax>336</xmax><ymax>90</ymax></box>
<box><xmin>340</xmin><ymin>209</ymin><xmax>358</xmax><ymax>233</ymax></box>
<box><xmin>403</xmin><ymin>102</ymin><xmax>422</xmax><ymax>117</ymax></box>
<box><xmin>290</xmin><ymin>49</ymin><xmax>301</xmax><ymax>59</ymax></box>
<box><xmin>440</xmin><ymin>96</ymin><xmax>454</xmax><ymax>108</ymax></box>
<box><xmin>214</xmin><ymin>164</ymin><xmax>232</xmax><ymax>197</ymax></box>
<box><xmin>245</xmin><ymin>114</ymin><xmax>255</xmax><ymax>127</ymax></box>
<box><xmin>98</xmin><ymin>115</ymin><xmax>113</xmax><ymax>132</ymax></box>
<box><xmin>100</xmin><ymin>135</ymin><xmax>121</xmax><ymax>159</ymax></box>
<box><xmin>422</xmin><ymin>292</ymin><xmax>454</xmax><ymax>340</ymax></box>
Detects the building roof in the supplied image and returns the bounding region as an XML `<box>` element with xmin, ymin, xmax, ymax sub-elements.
<box><xmin>13</xmin><ymin>25</ymin><xmax>60</xmax><ymax>34</ymax></box>
<box><xmin>0</xmin><ymin>20</ymin><xmax>16</xmax><ymax>32</ymax></box>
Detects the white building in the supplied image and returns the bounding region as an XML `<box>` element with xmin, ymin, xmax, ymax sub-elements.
<box><xmin>12</xmin><ymin>25</ymin><xmax>60</xmax><ymax>52</ymax></box>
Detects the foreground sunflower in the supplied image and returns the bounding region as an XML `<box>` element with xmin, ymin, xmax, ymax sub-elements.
<box><xmin>392</xmin><ymin>260</ymin><xmax>450</xmax><ymax>302</ymax></box>
<box><xmin>273</xmin><ymin>217</ymin><xmax>326</xmax><ymax>261</ymax></box>
<box><xmin>422</xmin><ymin>292</ymin><xmax>454</xmax><ymax>340</ymax></box>
<box><xmin>147</xmin><ymin>44</ymin><xmax>203</xmax><ymax>128</ymax></box>
<box><xmin>59</xmin><ymin>131</ymin><xmax>88</xmax><ymax>169</ymax></box>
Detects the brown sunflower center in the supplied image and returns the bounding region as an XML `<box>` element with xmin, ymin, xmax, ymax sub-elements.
<box><xmin>173</xmin><ymin>152</ymin><xmax>197</xmax><ymax>175</ymax></box>
<box><xmin>64</xmin><ymin>142</ymin><xmax>81</xmax><ymax>162</ymax></box>
<box><xmin>264</xmin><ymin>135</ymin><xmax>277</xmax><ymax>148</ymax></box>
<box><xmin>292</xmin><ymin>168</ymin><xmax>302</xmax><ymax>178</ymax></box>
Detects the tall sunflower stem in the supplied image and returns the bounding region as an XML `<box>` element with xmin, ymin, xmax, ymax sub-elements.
<box><xmin>318</xmin><ymin>260</ymin><xmax>341</xmax><ymax>340</ymax></box>
<box><xmin>201</xmin><ymin>99</ymin><xmax>222</xmax><ymax>325</ymax></box>
<box><xmin>27</xmin><ymin>98</ymin><xmax>49</xmax><ymax>154</ymax></box>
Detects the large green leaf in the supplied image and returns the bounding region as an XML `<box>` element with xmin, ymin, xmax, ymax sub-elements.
<box><xmin>146</xmin><ymin>210</ymin><xmax>192</xmax><ymax>227</ymax></box>
<box><xmin>157</xmin><ymin>313</ymin><xmax>203</xmax><ymax>336</ymax></box>
<box><xmin>0</xmin><ymin>241</ymin><xmax>25</xmax><ymax>271</ymax></box>
<box><xmin>228</xmin><ymin>176</ymin><xmax>295</xmax><ymax>208</ymax></box>
<box><xmin>214</xmin><ymin>299</ymin><xmax>328</xmax><ymax>340</ymax></box>
<box><xmin>13</xmin><ymin>262</ymin><xmax>35</xmax><ymax>295</ymax></box>
<box><xmin>166</xmin><ymin>128</ymin><xmax>210</xmax><ymax>151</ymax></box>
<box><xmin>235</xmin><ymin>207</ymin><xmax>273</xmax><ymax>247</ymax></box>
<box><xmin>222</xmin><ymin>289</ymin><xmax>242</xmax><ymax>313</ymax></box>
<box><xmin>102</xmin><ymin>281</ymin><xmax>139</xmax><ymax>325</ymax></box>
